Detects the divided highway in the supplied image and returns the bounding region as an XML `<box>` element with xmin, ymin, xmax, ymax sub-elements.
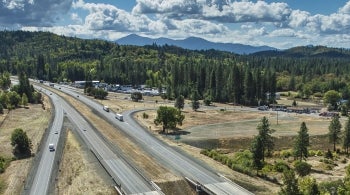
<box><xmin>28</xmin><ymin>88</ymin><xmax>64</xmax><ymax>195</ymax></box>
<box><xmin>27</xmin><ymin>84</ymin><xmax>161</xmax><ymax>195</ymax></box>
<box><xmin>58</xmin><ymin>85</ymin><xmax>253</xmax><ymax>195</ymax></box>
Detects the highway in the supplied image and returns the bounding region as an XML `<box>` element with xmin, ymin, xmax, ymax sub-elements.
<box><xmin>27</xmin><ymin>84</ymin><xmax>161</xmax><ymax>195</ymax></box>
<box><xmin>28</xmin><ymin>88</ymin><xmax>64</xmax><ymax>195</ymax></box>
<box><xmin>58</xmin><ymin>84</ymin><xmax>253</xmax><ymax>194</ymax></box>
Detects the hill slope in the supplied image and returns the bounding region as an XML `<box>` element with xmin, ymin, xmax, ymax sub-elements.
<box><xmin>116</xmin><ymin>34</ymin><xmax>276</xmax><ymax>54</ymax></box>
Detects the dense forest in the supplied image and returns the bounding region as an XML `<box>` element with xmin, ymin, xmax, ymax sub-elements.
<box><xmin>1</xmin><ymin>31</ymin><xmax>350</xmax><ymax>106</ymax></box>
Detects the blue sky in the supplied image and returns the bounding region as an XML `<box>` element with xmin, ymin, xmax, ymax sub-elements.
<box><xmin>1</xmin><ymin>0</ymin><xmax>350</xmax><ymax>49</ymax></box>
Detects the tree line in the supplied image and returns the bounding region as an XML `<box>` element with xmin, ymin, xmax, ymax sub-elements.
<box><xmin>1</xmin><ymin>31</ymin><xmax>350</xmax><ymax>107</ymax></box>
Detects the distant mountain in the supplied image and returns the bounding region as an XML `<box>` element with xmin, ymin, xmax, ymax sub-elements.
<box><xmin>252</xmin><ymin>45</ymin><xmax>350</xmax><ymax>58</ymax></box>
<box><xmin>116</xmin><ymin>34</ymin><xmax>276</xmax><ymax>55</ymax></box>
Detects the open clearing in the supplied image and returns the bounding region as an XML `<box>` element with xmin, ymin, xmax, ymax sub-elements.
<box><xmin>0</xmin><ymin>84</ymin><xmax>340</xmax><ymax>194</ymax></box>
<box><xmin>0</xmin><ymin>96</ymin><xmax>51</xmax><ymax>194</ymax></box>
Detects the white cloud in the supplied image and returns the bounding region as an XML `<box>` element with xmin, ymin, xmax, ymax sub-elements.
<box><xmin>0</xmin><ymin>0</ymin><xmax>72</xmax><ymax>26</ymax></box>
<box><xmin>339</xmin><ymin>1</ymin><xmax>350</xmax><ymax>14</ymax></box>
<box><xmin>288</xmin><ymin>10</ymin><xmax>310</xmax><ymax>28</ymax></box>
<box><xmin>74</xmin><ymin>0</ymin><xmax>151</xmax><ymax>31</ymax></box>
<box><xmin>71</xmin><ymin>13</ymin><xmax>83</xmax><ymax>24</ymax></box>
<box><xmin>15</xmin><ymin>0</ymin><xmax>350</xmax><ymax>49</ymax></box>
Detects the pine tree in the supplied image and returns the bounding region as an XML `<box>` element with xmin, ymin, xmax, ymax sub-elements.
<box><xmin>344</xmin><ymin>117</ymin><xmax>350</xmax><ymax>154</ymax></box>
<box><xmin>257</xmin><ymin>116</ymin><xmax>274</xmax><ymax>161</ymax></box>
<box><xmin>251</xmin><ymin>135</ymin><xmax>264</xmax><ymax>175</ymax></box>
<box><xmin>328</xmin><ymin>115</ymin><xmax>342</xmax><ymax>151</ymax></box>
<box><xmin>191</xmin><ymin>88</ymin><xmax>200</xmax><ymax>111</ymax></box>
<box><xmin>279</xmin><ymin>169</ymin><xmax>301</xmax><ymax>195</ymax></box>
<box><xmin>294</xmin><ymin>122</ymin><xmax>310</xmax><ymax>161</ymax></box>
<box><xmin>174</xmin><ymin>95</ymin><xmax>185</xmax><ymax>110</ymax></box>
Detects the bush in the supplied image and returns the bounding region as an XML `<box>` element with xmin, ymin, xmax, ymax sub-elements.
<box><xmin>142</xmin><ymin>112</ymin><xmax>149</xmax><ymax>119</ymax></box>
<box><xmin>274</xmin><ymin>160</ymin><xmax>290</xmax><ymax>172</ymax></box>
<box><xmin>341</xmin><ymin>158</ymin><xmax>347</xmax><ymax>164</ymax></box>
<box><xmin>294</xmin><ymin>161</ymin><xmax>312</xmax><ymax>176</ymax></box>
<box><xmin>309</xmin><ymin>150</ymin><xmax>323</xmax><ymax>157</ymax></box>
<box><xmin>325</xmin><ymin>149</ymin><xmax>333</xmax><ymax>159</ymax></box>
<box><xmin>280</xmin><ymin>149</ymin><xmax>293</xmax><ymax>158</ymax></box>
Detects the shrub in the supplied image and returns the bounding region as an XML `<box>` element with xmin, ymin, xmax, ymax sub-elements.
<box><xmin>280</xmin><ymin>149</ymin><xmax>293</xmax><ymax>158</ymax></box>
<box><xmin>294</xmin><ymin>161</ymin><xmax>312</xmax><ymax>176</ymax></box>
<box><xmin>325</xmin><ymin>149</ymin><xmax>333</xmax><ymax>159</ymax></box>
<box><xmin>142</xmin><ymin>112</ymin><xmax>149</xmax><ymax>119</ymax></box>
<box><xmin>261</xmin><ymin>163</ymin><xmax>274</xmax><ymax>174</ymax></box>
<box><xmin>341</xmin><ymin>158</ymin><xmax>347</xmax><ymax>164</ymax></box>
<box><xmin>274</xmin><ymin>160</ymin><xmax>290</xmax><ymax>172</ymax></box>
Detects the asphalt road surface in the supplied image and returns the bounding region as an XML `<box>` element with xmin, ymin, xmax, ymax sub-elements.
<box><xmin>28</xmin><ymin>87</ymin><xmax>64</xmax><ymax>195</ymax></box>
<box><xmin>28</xmin><ymin>83</ymin><xmax>160</xmax><ymax>195</ymax></box>
<box><xmin>58</xmin><ymin>84</ymin><xmax>253</xmax><ymax>195</ymax></box>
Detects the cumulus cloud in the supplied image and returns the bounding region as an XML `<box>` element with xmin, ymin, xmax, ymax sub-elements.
<box><xmin>165</xmin><ymin>18</ymin><xmax>229</xmax><ymax>34</ymax></box>
<box><xmin>14</xmin><ymin>0</ymin><xmax>350</xmax><ymax>49</ymax></box>
<box><xmin>133</xmin><ymin>0</ymin><xmax>292</xmax><ymax>23</ymax></box>
<box><xmin>73</xmin><ymin>0</ymin><xmax>151</xmax><ymax>31</ymax></box>
<box><xmin>0</xmin><ymin>0</ymin><xmax>72</xmax><ymax>26</ymax></box>
<box><xmin>71</xmin><ymin>13</ymin><xmax>83</xmax><ymax>24</ymax></box>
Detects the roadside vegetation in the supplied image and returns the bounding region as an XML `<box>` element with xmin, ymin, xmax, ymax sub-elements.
<box><xmin>199</xmin><ymin>114</ymin><xmax>350</xmax><ymax>194</ymax></box>
<box><xmin>3</xmin><ymin>31</ymin><xmax>350</xmax><ymax>194</ymax></box>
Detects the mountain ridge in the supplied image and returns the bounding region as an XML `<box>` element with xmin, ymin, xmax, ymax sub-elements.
<box><xmin>116</xmin><ymin>34</ymin><xmax>276</xmax><ymax>54</ymax></box>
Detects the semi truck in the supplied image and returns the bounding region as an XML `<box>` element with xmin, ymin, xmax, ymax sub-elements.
<box><xmin>115</xmin><ymin>113</ymin><xmax>123</xmax><ymax>121</ymax></box>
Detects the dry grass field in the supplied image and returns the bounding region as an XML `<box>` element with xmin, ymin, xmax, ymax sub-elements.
<box><xmin>0</xmin><ymin>96</ymin><xmax>51</xmax><ymax>194</ymax></box>
<box><xmin>1</xmin><ymin>85</ymin><xmax>344</xmax><ymax>195</ymax></box>
<box><xmin>55</xmin><ymin>130</ymin><xmax>115</xmax><ymax>195</ymax></box>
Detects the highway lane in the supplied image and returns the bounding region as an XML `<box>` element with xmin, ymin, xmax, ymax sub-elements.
<box><xmin>58</xmin><ymin>84</ymin><xmax>253</xmax><ymax>194</ymax></box>
<box><xmin>35</xmin><ymin>83</ymin><xmax>160</xmax><ymax>195</ymax></box>
<box><xmin>28</xmin><ymin>88</ymin><xmax>64</xmax><ymax>195</ymax></box>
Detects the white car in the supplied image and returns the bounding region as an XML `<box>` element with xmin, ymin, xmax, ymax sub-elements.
<box><xmin>49</xmin><ymin>143</ymin><xmax>55</xmax><ymax>152</ymax></box>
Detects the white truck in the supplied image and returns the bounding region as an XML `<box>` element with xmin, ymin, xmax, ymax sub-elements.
<box><xmin>103</xmin><ymin>105</ymin><xmax>110</xmax><ymax>112</ymax></box>
<box><xmin>115</xmin><ymin>113</ymin><xmax>123</xmax><ymax>121</ymax></box>
<box><xmin>49</xmin><ymin>143</ymin><xmax>55</xmax><ymax>152</ymax></box>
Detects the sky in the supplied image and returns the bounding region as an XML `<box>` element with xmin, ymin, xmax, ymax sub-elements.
<box><xmin>1</xmin><ymin>0</ymin><xmax>350</xmax><ymax>49</ymax></box>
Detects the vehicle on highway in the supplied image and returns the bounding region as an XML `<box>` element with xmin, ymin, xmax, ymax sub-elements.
<box><xmin>49</xmin><ymin>143</ymin><xmax>55</xmax><ymax>152</ymax></box>
<box><xmin>103</xmin><ymin>105</ymin><xmax>110</xmax><ymax>112</ymax></box>
<box><xmin>54</xmin><ymin>131</ymin><xmax>58</xmax><ymax>134</ymax></box>
<box><xmin>115</xmin><ymin>113</ymin><xmax>123</xmax><ymax>121</ymax></box>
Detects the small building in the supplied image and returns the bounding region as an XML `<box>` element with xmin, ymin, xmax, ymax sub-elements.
<box><xmin>266</xmin><ymin>92</ymin><xmax>281</xmax><ymax>100</ymax></box>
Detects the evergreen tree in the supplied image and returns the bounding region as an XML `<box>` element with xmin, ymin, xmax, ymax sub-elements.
<box><xmin>294</xmin><ymin>122</ymin><xmax>310</xmax><ymax>161</ymax></box>
<box><xmin>250</xmin><ymin>135</ymin><xmax>264</xmax><ymax>175</ymax></box>
<box><xmin>244</xmin><ymin>70</ymin><xmax>255</xmax><ymax>105</ymax></box>
<box><xmin>257</xmin><ymin>116</ymin><xmax>274</xmax><ymax>161</ymax></box>
<box><xmin>328</xmin><ymin>115</ymin><xmax>342</xmax><ymax>151</ymax></box>
<box><xmin>279</xmin><ymin>169</ymin><xmax>301</xmax><ymax>195</ymax></box>
<box><xmin>174</xmin><ymin>95</ymin><xmax>185</xmax><ymax>110</ymax></box>
<box><xmin>18</xmin><ymin>72</ymin><xmax>33</xmax><ymax>103</ymax></box>
<box><xmin>21</xmin><ymin>93</ymin><xmax>28</xmax><ymax>107</ymax></box>
<box><xmin>191</xmin><ymin>88</ymin><xmax>200</xmax><ymax>111</ymax></box>
<box><xmin>344</xmin><ymin>117</ymin><xmax>350</xmax><ymax>154</ymax></box>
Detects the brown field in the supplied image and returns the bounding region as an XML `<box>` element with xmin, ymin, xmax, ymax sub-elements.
<box><xmin>0</xmin><ymin>96</ymin><xmax>51</xmax><ymax>194</ymax></box>
<box><xmin>1</xmin><ymin>86</ymin><xmax>346</xmax><ymax>195</ymax></box>
<box><xmin>55</xmin><ymin>129</ymin><xmax>115</xmax><ymax>195</ymax></box>
<box><xmin>49</xmin><ymin>87</ymin><xmax>195</xmax><ymax>194</ymax></box>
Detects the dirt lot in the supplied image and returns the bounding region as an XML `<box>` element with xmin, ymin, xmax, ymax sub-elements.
<box><xmin>0</xmin><ymin>96</ymin><xmax>51</xmax><ymax>194</ymax></box>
